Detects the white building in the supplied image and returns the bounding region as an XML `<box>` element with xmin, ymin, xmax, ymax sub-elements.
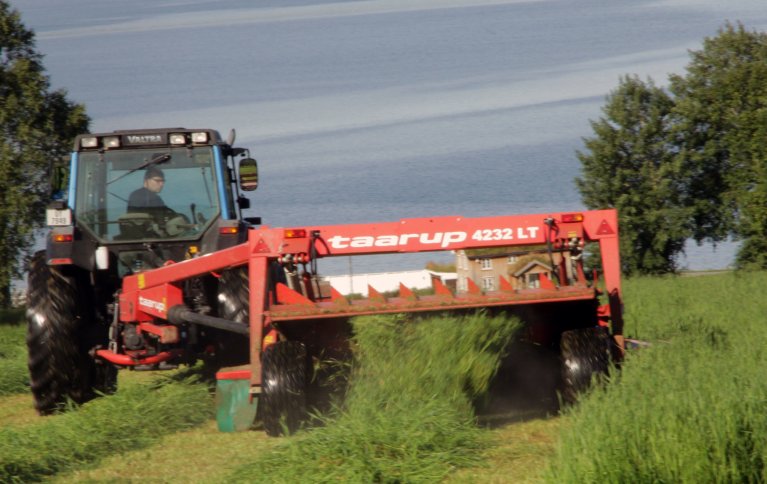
<box><xmin>322</xmin><ymin>270</ymin><xmax>456</xmax><ymax>297</ymax></box>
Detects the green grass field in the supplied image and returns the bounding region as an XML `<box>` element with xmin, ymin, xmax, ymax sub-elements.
<box><xmin>548</xmin><ymin>271</ymin><xmax>767</xmax><ymax>482</ymax></box>
<box><xmin>0</xmin><ymin>309</ymin><xmax>29</xmax><ymax>397</ymax></box>
<box><xmin>1</xmin><ymin>271</ymin><xmax>765</xmax><ymax>482</ymax></box>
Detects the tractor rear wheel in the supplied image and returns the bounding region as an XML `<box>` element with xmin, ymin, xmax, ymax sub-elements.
<box><xmin>560</xmin><ymin>326</ymin><xmax>610</xmax><ymax>404</ymax></box>
<box><xmin>218</xmin><ymin>266</ymin><xmax>249</xmax><ymax>324</ymax></box>
<box><xmin>260</xmin><ymin>341</ymin><xmax>309</xmax><ymax>436</ymax></box>
<box><xmin>26</xmin><ymin>252</ymin><xmax>58</xmax><ymax>413</ymax></box>
<box><xmin>213</xmin><ymin>267</ymin><xmax>250</xmax><ymax>367</ymax></box>
<box><xmin>26</xmin><ymin>253</ymin><xmax>115</xmax><ymax>414</ymax></box>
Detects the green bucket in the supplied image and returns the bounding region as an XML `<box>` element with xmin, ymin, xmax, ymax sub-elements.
<box><xmin>215</xmin><ymin>368</ymin><xmax>258</xmax><ymax>432</ymax></box>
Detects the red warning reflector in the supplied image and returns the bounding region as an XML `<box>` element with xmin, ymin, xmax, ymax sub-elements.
<box><xmin>254</xmin><ymin>238</ymin><xmax>270</xmax><ymax>253</ymax></box>
<box><xmin>596</xmin><ymin>219</ymin><xmax>615</xmax><ymax>235</ymax></box>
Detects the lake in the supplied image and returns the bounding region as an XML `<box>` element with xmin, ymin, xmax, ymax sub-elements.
<box><xmin>15</xmin><ymin>0</ymin><xmax>765</xmax><ymax>274</ymax></box>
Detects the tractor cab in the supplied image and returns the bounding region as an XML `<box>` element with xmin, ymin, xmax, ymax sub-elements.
<box><xmin>46</xmin><ymin>128</ymin><xmax>258</xmax><ymax>274</ymax></box>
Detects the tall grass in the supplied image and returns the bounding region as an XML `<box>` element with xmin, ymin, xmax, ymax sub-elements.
<box><xmin>547</xmin><ymin>271</ymin><xmax>767</xmax><ymax>482</ymax></box>
<box><xmin>229</xmin><ymin>312</ymin><xmax>522</xmax><ymax>483</ymax></box>
<box><xmin>0</xmin><ymin>374</ymin><xmax>213</xmax><ymax>482</ymax></box>
<box><xmin>0</xmin><ymin>315</ymin><xmax>28</xmax><ymax>396</ymax></box>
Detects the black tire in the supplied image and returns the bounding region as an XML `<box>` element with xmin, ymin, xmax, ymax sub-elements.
<box><xmin>212</xmin><ymin>267</ymin><xmax>250</xmax><ymax>367</ymax></box>
<box><xmin>260</xmin><ymin>341</ymin><xmax>309</xmax><ymax>436</ymax></box>
<box><xmin>218</xmin><ymin>267</ymin><xmax>249</xmax><ymax>324</ymax></box>
<box><xmin>26</xmin><ymin>252</ymin><xmax>59</xmax><ymax>413</ymax></box>
<box><xmin>26</xmin><ymin>253</ymin><xmax>115</xmax><ymax>414</ymax></box>
<box><xmin>560</xmin><ymin>326</ymin><xmax>610</xmax><ymax>405</ymax></box>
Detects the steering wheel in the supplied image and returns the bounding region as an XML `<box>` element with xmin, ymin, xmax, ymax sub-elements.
<box><xmin>165</xmin><ymin>214</ymin><xmax>195</xmax><ymax>237</ymax></box>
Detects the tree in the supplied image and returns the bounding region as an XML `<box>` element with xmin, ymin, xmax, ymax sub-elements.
<box><xmin>0</xmin><ymin>2</ymin><xmax>89</xmax><ymax>307</ymax></box>
<box><xmin>578</xmin><ymin>23</ymin><xmax>767</xmax><ymax>274</ymax></box>
<box><xmin>670</xmin><ymin>23</ymin><xmax>767</xmax><ymax>269</ymax></box>
<box><xmin>576</xmin><ymin>76</ymin><xmax>690</xmax><ymax>275</ymax></box>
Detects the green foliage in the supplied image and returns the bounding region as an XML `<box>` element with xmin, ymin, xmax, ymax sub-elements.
<box><xmin>0</xmin><ymin>375</ymin><xmax>212</xmax><ymax>482</ymax></box>
<box><xmin>670</xmin><ymin>23</ymin><xmax>767</xmax><ymax>269</ymax></box>
<box><xmin>577</xmin><ymin>76</ymin><xmax>688</xmax><ymax>275</ymax></box>
<box><xmin>0</xmin><ymin>2</ymin><xmax>89</xmax><ymax>307</ymax></box>
<box><xmin>578</xmin><ymin>23</ymin><xmax>767</xmax><ymax>273</ymax></box>
<box><xmin>547</xmin><ymin>271</ymin><xmax>767</xmax><ymax>482</ymax></box>
<box><xmin>0</xmin><ymin>323</ymin><xmax>28</xmax><ymax>396</ymax></box>
<box><xmin>229</xmin><ymin>312</ymin><xmax>522</xmax><ymax>483</ymax></box>
<box><xmin>0</xmin><ymin>308</ymin><xmax>24</xmax><ymax>325</ymax></box>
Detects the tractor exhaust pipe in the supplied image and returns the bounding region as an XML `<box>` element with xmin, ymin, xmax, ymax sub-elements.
<box><xmin>167</xmin><ymin>306</ymin><xmax>250</xmax><ymax>335</ymax></box>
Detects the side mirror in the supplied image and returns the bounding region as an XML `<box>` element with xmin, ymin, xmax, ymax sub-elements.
<box><xmin>239</xmin><ymin>158</ymin><xmax>258</xmax><ymax>191</ymax></box>
<box><xmin>237</xmin><ymin>195</ymin><xmax>251</xmax><ymax>209</ymax></box>
<box><xmin>227</xmin><ymin>128</ymin><xmax>236</xmax><ymax>146</ymax></box>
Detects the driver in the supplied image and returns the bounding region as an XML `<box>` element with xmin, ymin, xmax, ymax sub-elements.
<box><xmin>127</xmin><ymin>166</ymin><xmax>176</xmax><ymax>221</ymax></box>
<box><xmin>124</xmin><ymin>166</ymin><xmax>185</xmax><ymax>239</ymax></box>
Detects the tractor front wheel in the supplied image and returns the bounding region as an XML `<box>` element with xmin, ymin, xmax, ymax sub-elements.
<box><xmin>260</xmin><ymin>341</ymin><xmax>309</xmax><ymax>436</ymax></box>
<box><xmin>26</xmin><ymin>253</ymin><xmax>115</xmax><ymax>414</ymax></box>
<box><xmin>560</xmin><ymin>326</ymin><xmax>610</xmax><ymax>404</ymax></box>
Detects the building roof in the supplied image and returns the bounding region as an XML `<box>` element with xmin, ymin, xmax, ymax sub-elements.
<box><xmin>512</xmin><ymin>260</ymin><xmax>552</xmax><ymax>278</ymax></box>
<box><xmin>461</xmin><ymin>246</ymin><xmax>550</xmax><ymax>260</ymax></box>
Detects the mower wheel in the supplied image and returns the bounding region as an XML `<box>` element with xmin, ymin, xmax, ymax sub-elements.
<box><xmin>260</xmin><ymin>341</ymin><xmax>309</xmax><ymax>436</ymax></box>
<box><xmin>26</xmin><ymin>253</ymin><xmax>114</xmax><ymax>414</ymax></box>
<box><xmin>560</xmin><ymin>326</ymin><xmax>610</xmax><ymax>404</ymax></box>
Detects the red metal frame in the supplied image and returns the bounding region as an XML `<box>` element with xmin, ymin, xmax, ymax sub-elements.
<box><xmin>115</xmin><ymin>209</ymin><xmax>623</xmax><ymax>389</ymax></box>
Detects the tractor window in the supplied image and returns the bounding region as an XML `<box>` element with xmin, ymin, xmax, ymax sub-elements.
<box><xmin>74</xmin><ymin>147</ymin><xmax>221</xmax><ymax>243</ymax></box>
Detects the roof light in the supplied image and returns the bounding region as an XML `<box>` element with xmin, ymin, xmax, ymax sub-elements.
<box><xmin>191</xmin><ymin>132</ymin><xmax>208</xmax><ymax>144</ymax></box>
<box><xmin>81</xmin><ymin>137</ymin><xmax>98</xmax><ymax>148</ymax></box>
<box><xmin>561</xmin><ymin>213</ymin><xmax>584</xmax><ymax>223</ymax></box>
<box><xmin>284</xmin><ymin>229</ymin><xmax>307</xmax><ymax>239</ymax></box>
<box><xmin>103</xmin><ymin>136</ymin><xmax>120</xmax><ymax>149</ymax></box>
<box><xmin>169</xmin><ymin>133</ymin><xmax>187</xmax><ymax>145</ymax></box>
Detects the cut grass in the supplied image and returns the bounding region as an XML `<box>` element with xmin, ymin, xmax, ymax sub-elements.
<box><xmin>0</xmin><ymin>393</ymin><xmax>38</xmax><ymax>428</ymax></box>
<box><xmin>447</xmin><ymin>418</ymin><xmax>564</xmax><ymax>483</ymax></box>
<box><xmin>52</xmin><ymin>420</ymin><xmax>278</xmax><ymax>483</ymax></box>
<box><xmin>0</xmin><ymin>372</ymin><xmax>213</xmax><ymax>482</ymax></box>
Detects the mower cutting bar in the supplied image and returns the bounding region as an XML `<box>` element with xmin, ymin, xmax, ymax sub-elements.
<box><xmin>268</xmin><ymin>279</ymin><xmax>598</xmax><ymax>321</ymax></box>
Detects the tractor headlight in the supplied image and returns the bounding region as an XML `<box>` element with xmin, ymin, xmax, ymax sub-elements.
<box><xmin>191</xmin><ymin>132</ymin><xmax>208</xmax><ymax>144</ymax></box>
<box><xmin>80</xmin><ymin>137</ymin><xmax>98</xmax><ymax>148</ymax></box>
<box><xmin>169</xmin><ymin>133</ymin><xmax>187</xmax><ymax>145</ymax></box>
<box><xmin>103</xmin><ymin>136</ymin><xmax>120</xmax><ymax>149</ymax></box>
